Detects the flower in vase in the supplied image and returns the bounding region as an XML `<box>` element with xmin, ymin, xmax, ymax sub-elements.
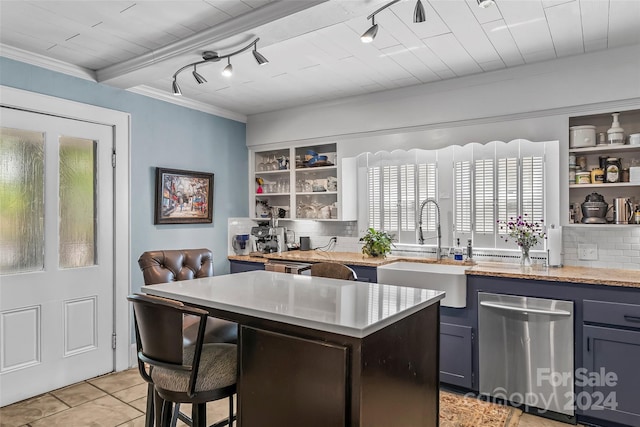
<box><xmin>497</xmin><ymin>214</ymin><xmax>546</xmax><ymax>252</ymax></box>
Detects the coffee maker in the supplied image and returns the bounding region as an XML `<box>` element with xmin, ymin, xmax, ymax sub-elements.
<box><xmin>251</xmin><ymin>223</ymin><xmax>286</xmax><ymax>254</ymax></box>
<box><xmin>232</xmin><ymin>234</ymin><xmax>251</xmax><ymax>255</ymax></box>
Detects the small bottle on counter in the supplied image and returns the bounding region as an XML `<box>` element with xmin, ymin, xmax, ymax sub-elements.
<box><xmin>635</xmin><ymin>206</ymin><xmax>640</xmax><ymax>225</ymax></box>
<box><xmin>454</xmin><ymin>238</ymin><xmax>464</xmax><ymax>261</ymax></box>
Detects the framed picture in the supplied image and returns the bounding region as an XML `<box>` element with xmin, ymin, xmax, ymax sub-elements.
<box><xmin>154</xmin><ymin>167</ymin><xmax>214</xmax><ymax>224</ymax></box>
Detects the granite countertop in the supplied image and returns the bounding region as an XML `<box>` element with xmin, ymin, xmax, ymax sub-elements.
<box><xmin>229</xmin><ymin>251</ymin><xmax>640</xmax><ymax>288</ymax></box>
<box><xmin>464</xmin><ymin>262</ymin><xmax>639</xmax><ymax>288</ymax></box>
<box><xmin>229</xmin><ymin>251</ymin><xmax>403</xmax><ymax>267</ymax></box>
<box><xmin>142</xmin><ymin>270</ymin><xmax>445</xmax><ymax>338</ymax></box>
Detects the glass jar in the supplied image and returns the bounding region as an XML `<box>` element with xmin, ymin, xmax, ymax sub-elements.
<box><xmin>605</xmin><ymin>157</ymin><xmax>621</xmax><ymax>183</ymax></box>
<box><xmin>590</xmin><ymin>168</ymin><xmax>604</xmax><ymax>183</ymax></box>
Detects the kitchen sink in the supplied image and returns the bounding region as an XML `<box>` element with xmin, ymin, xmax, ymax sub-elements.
<box><xmin>377</xmin><ymin>262</ymin><xmax>468</xmax><ymax>308</ymax></box>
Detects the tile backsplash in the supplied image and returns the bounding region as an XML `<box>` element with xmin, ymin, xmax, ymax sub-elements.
<box><xmin>563</xmin><ymin>226</ymin><xmax>640</xmax><ymax>270</ymax></box>
<box><xmin>229</xmin><ymin>218</ymin><xmax>640</xmax><ymax>271</ymax></box>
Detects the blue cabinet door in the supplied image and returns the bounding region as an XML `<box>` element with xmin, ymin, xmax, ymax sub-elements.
<box><xmin>582</xmin><ymin>325</ymin><xmax>640</xmax><ymax>426</ymax></box>
<box><xmin>347</xmin><ymin>265</ymin><xmax>377</xmax><ymax>283</ymax></box>
<box><xmin>230</xmin><ymin>260</ymin><xmax>265</xmax><ymax>274</ymax></box>
<box><xmin>440</xmin><ymin>323</ymin><xmax>473</xmax><ymax>389</ymax></box>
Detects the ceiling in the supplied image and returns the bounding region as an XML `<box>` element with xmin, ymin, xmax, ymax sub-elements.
<box><xmin>1</xmin><ymin>0</ymin><xmax>640</xmax><ymax>119</ymax></box>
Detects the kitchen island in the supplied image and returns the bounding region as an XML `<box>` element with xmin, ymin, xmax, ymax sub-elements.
<box><xmin>142</xmin><ymin>270</ymin><xmax>444</xmax><ymax>427</ymax></box>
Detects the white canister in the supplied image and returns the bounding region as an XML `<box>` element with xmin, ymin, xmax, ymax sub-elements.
<box><xmin>569</xmin><ymin>125</ymin><xmax>596</xmax><ymax>148</ymax></box>
<box><xmin>629</xmin><ymin>133</ymin><xmax>640</xmax><ymax>145</ymax></box>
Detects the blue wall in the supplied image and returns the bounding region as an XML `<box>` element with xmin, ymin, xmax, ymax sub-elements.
<box><xmin>0</xmin><ymin>57</ymin><xmax>248</xmax><ymax>290</ymax></box>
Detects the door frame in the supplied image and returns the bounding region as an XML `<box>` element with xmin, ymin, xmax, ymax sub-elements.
<box><xmin>1</xmin><ymin>85</ymin><xmax>131</xmax><ymax>373</ymax></box>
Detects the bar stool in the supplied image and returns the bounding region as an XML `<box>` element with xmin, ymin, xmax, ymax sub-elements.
<box><xmin>128</xmin><ymin>293</ymin><xmax>236</xmax><ymax>427</ymax></box>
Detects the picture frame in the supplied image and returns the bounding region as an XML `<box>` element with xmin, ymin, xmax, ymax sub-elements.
<box><xmin>154</xmin><ymin>167</ymin><xmax>214</xmax><ymax>224</ymax></box>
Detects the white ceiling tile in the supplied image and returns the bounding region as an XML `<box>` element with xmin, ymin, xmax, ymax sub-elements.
<box><xmin>478</xmin><ymin>59</ymin><xmax>506</xmax><ymax>72</ymax></box>
<box><xmin>366</xmin><ymin>10</ymin><xmax>445</xmax><ymax>79</ymax></box>
<box><xmin>545</xmin><ymin>0</ymin><xmax>584</xmax><ymax>56</ymax></box>
<box><xmin>203</xmin><ymin>1</ymin><xmax>253</xmax><ymax>17</ymax></box>
<box><xmin>482</xmin><ymin>19</ymin><xmax>525</xmax><ymax>67</ymax></box>
<box><xmin>523</xmin><ymin>49</ymin><xmax>558</xmax><ymax>63</ymax></box>
<box><xmin>320</xmin><ymin>23</ymin><xmax>414</xmax><ymax>86</ymax></box>
<box><xmin>423</xmin><ymin>33</ymin><xmax>483</xmax><ymax>76</ymax></box>
<box><xmin>380</xmin><ymin>45</ymin><xmax>440</xmax><ymax>84</ymax></box>
<box><xmin>579</xmin><ymin>0</ymin><xmax>610</xmax><ymax>47</ymax></box>
<box><xmin>542</xmin><ymin>0</ymin><xmax>576</xmax><ymax>7</ymax></box>
<box><xmin>584</xmin><ymin>38</ymin><xmax>608</xmax><ymax>52</ymax></box>
<box><xmin>430</xmin><ymin>0</ymin><xmax>503</xmax><ymax>66</ymax></box>
<box><xmin>496</xmin><ymin>0</ymin><xmax>556</xmax><ymax>61</ymax></box>
<box><xmin>608</xmin><ymin>0</ymin><xmax>640</xmax><ymax>48</ymax></box>
<box><xmin>29</xmin><ymin>1</ymin><xmax>134</xmax><ymax>26</ymax></box>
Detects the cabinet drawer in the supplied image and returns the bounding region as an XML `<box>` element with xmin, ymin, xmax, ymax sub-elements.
<box><xmin>583</xmin><ymin>300</ymin><xmax>640</xmax><ymax>329</ymax></box>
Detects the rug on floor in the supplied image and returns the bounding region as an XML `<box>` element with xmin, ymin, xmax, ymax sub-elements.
<box><xmin>440</xmin><ymin>391</ymin><xmax>522</xmax><ymax>427</ymax></box>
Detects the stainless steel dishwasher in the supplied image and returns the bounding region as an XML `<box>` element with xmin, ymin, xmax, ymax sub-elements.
<box><xmin>479</xmin><ymin>292</ymin><xmax>575</xmax><ymax>420</ymax></box>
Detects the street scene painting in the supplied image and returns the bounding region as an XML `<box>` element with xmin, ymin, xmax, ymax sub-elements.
<box><xmin>154</xmin><ymin>167</ymin><xmax>213</xmax><ymax>224</ymax></box>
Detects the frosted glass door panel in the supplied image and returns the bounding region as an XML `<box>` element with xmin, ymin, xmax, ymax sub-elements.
<box><xmin>0</xmin><ymin>127</ymin><xmax>45</xmax><ymax>274</ymax></box>
<box><xmin>59</xmin><ymin>137</ymin><xmax>96</xmax><ymax>269</ymax></box>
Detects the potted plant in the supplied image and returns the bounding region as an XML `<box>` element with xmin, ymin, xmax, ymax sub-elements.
<box><xmin>360</xmin><ymin>228</ymin><xmax>395</xmax><ymax>258</ymax></box>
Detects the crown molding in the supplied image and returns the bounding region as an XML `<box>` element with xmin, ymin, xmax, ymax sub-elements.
<box><xmin>0</xmin><ymin>44</ymin><xmax>96</xmax><ymax>81</ymax></box>
<box><xmin>127</xmin><ymin>85</ymin><xmax>247</xmax><ymax>123</ymax></box>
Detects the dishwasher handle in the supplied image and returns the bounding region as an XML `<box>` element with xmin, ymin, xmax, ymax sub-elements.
<box><xmin>480</xmin><ymin>301</ymin><xmax>571</xmax><ymax>317</ymax></box>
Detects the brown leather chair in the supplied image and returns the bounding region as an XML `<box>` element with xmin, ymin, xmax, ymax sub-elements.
<box><xmin>310</xmin><ymin>262</ymin><xmax>358</xmax><ymax>281</ymax></box>
<box><xmin>138</xmin><ymin>249</ymin><xmax>238</xmax><ymax>427</ymax></box>
<box><xmin>128</xmin><ymin>293</ymin><xmax>236</xmax><ymax>427</ymax></box>
<box><xmin>138</xmin><ymin>249</ymin><xmax>237</xmax><ymax>345</ymax></box>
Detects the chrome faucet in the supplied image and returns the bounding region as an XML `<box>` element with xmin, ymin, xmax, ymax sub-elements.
<box><xmin>418</xmin><ymin>198</ymin><xmax>442</xmax><ymax>259</ymax></box>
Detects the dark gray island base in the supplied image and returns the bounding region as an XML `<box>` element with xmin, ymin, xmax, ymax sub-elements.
<box><xmin>239</xmin><ymin>303</ymin><xmax>440</xmax><ymax>427</ymax></box>
<box><xmin>142</xmin><ymin>271</ymin><xmax>442</xmax><ymax>427</ymax></box>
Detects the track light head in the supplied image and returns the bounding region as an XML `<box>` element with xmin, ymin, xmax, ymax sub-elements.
<box><xmin>192</xmin><ymin>66</ymin><xmax>207</xmax><ymax>84</ymax></box>
<box><xmin>253</xmin><ymin>47</ymin><xmax>269</xmax><ymax>65</ymax></box>
<box><xmin>414</xmin><ymin>0</ymin><xmax>426</xmax><ymax>23</ymax></box>
<box><xmin>477</xmin><ymin>0</ymin><xmax>495</xmax><ymax>8</ymax></box>
<box><xmin>172</xmin><ymin>78</ymin><xmax>182</xmax><ymax>96</ymax></box>
<box><xmin>222</xmin><ymin>58</ymin><xmax>233</xmax><ymax>77</ymax></box>
<box><xmin>361</xmin><ymin>19</ymin><xmax>378</xmax><ymax>43</ymax></box>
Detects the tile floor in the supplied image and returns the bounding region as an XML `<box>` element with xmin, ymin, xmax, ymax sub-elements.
<box><xmin>1</xmin><ymin>369</ymin><xmax>582</xmax><ymax>427</ymax></box>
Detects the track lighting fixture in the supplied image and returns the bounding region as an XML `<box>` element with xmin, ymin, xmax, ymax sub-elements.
<box><xmin>252</xmin><ymin>42</ymin><xmax>269</xmax><ymax>65</ymax></box>
<box><xmin>361</xmin><ymin>16</ymin><xmax>379</xmax><ymax>43</ymax></box>
<box><xmin>414</xmin><ymin>0</ymin><xmax>426</xmax><ymax>23</ymax></box>
<box><xmin>170</xmin><ymin>37</ymin><xmax>268</xmax><ymax>94</ymax></box>
<box><xmin>477</xmin><ymin>0</ymin><xmax>495</xmax><ymax>8</ymax></box>
<box><xmin>172</xmin><ymin>78</ymin><xmax>181</xmax><ymax>96</ymax></box>
<box><xmin>192</xmin><ymin>65</ymin><xmax>207</xmax><ymax>84</ymax></box>
<box><xmin>222</xmin><ymin>58</ymin><xmax>233</xmax><ymax>77</ymax></box>
<box><xmin>361</xmin><ymin>0</ymin><xmax>426</xmax><ymax>43</ymax></box>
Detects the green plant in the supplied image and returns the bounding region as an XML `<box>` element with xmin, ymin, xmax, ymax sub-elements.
<box><xmin>360</xmin><ymin>228</ymin><xmax>395</xmax><ymax>258</ymax></box>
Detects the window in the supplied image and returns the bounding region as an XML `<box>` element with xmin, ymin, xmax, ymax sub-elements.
<box><xmin>361</xmin><ymin>140</ymin><xmax>551</xmax><ymax>250</ymax></box>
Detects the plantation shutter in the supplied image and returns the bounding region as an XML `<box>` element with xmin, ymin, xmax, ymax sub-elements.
<box><xmin>522</xmin><ymin>155</ymin><xmax>544</xmax><ymax>223</ymax></box>
<box><xmin>474</xmin><ymin>158</ymin><xmax>494</xmax><ymax>234</ymax></box>
<box><xmin>368</xmin><ymin>166</ymin><xmax>381</xmax><ymax>230</ymax></box>
<box><xmin>454</xmin><ymin>160</ymin><xmax>472</xmax><ymax>233</ymax></box>
<box><xmin>497</xmin><ymin>157</ymin><xmax>518</xmax><ymax>235</ymax></box>
<box><xmin>417</xmin><ymin>163</ymin><xmax>437</xmax><ymax>232</ymax></box>
<box><xmin>382</xmin><ymin>165</ymin><xmax>398</xmax><ymax>231</ymax></box>
<box><xmin>399</xmin><ymin>165</ymin><xmax>416</xmax><ymax>231</ymax></box>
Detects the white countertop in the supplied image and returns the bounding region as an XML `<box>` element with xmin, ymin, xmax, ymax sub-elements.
<box><xmin>141</xmin><ymin>270</ymin><xmax>444</xmax><ymax>338</ymax></box>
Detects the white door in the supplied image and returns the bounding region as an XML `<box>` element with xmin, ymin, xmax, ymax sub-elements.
<box><xmin>0</xmin><ymin>107</ymin><xmax>114</xmax><ymax>406</ymax></box>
